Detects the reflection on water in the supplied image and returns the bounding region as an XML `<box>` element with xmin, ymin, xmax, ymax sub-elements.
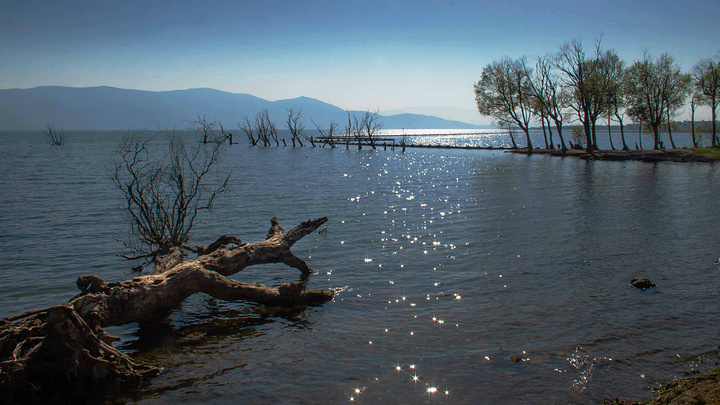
<box><xmin>0</xmin><ymin>131</ymin><xmax>718</xmax><ymax>404</ymax></box>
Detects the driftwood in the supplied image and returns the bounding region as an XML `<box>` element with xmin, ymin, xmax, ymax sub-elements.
<box><xmin>0</xmin><ymin>217</ymin><xmax>332</xmax><ymax>402</ymax></box>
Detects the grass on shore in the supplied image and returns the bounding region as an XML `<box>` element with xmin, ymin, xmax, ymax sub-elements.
<box><xmin>692</xmin><ymin>147</ymin><xmax>720</xmax><ymax>157</ymax></box>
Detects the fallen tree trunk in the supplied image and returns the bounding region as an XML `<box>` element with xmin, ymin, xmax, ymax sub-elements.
<box><xmin>1</xmin><ymin>217</ymin><xmax>333</xmax><ymax>402</ymax></box>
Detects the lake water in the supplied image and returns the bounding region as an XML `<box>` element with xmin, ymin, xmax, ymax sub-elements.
<box><xmin>0</xmin><ymin>130</ymin><xmax>717</xmax><ymax>404</ymax></box>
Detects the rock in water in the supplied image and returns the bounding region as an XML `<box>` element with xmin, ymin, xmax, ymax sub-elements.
<box><xmin>630</xmin><ymin>278</ymin><xmax>656</xmax><ymax>289</ymax></box>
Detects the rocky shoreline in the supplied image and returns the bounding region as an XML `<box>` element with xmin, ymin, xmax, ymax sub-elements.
<box><xmin>604</xmin><ymin>366</ymin><xmax>720</xmax><ymax>405</ymax></box>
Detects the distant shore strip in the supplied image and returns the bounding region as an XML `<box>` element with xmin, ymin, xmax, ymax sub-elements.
<box><xmin>330</xmin><ymin>139</ymin><xmax>720</xmax><ymax>163</ymax></box>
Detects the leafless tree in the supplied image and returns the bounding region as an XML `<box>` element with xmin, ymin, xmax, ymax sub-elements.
<box><xmin>287</xmin><ymin>108</ymin><xmax>305</xmax><ymax>147</ymax></box>
<box><xmin>313</xmin><ymin>119</ymin><xmax>338</xmax><ymax>148</ymax></box>
<box><xmin>344</xmin><ymin>111</ymin><xmax>364</xmax><ymax>149</ymax></box>
<box><xmin>360</xmin><ymin>109</ymin><xmax>382</xmax><ymax>149</ymax></box>
<box><xmin>239</xmin><ymin>116</ymin><xmax>258</xmax><ymax>146</ymax></box>
<box><xmin>111</xmin><ymin>130</ymin><xmax>230</xmax><ymax>270</ymax></box>
<box><xmin>219</xmin><ymin>122</ymin><xmax>236</xmax><ymax>145</ymax></box>
<box><xmin>192</xmin><ymin>115</ymin><xmax>219</xmax><ymax>144</ymax></box>
<box><xmin>255</xmin><ymin>109</ymin><xmax>278</xmax><ymax>146</ymax></box>
<box><xmin>398</xmin><ymin>128</ymin><xmax>408</xmax><ymax>152</ymax></box>
<box><xmin>43</xmin><ymin>124</ymin><xmax>69</xmax><ymax>146</ymax></box>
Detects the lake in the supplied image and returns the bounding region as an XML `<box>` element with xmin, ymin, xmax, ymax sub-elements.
<box><xmin>0</xmin><ymin>129</ymin><xmax>717</xmax><ymax>404</ymax></box>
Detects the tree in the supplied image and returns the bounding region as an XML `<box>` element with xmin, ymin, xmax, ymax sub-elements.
<box><xmin>360</xmin><ymin>109</ymin><xmax>382</xmax><ymax>149</ymax></box>
<box><xmin>345</xmin><ymin>111</ymin><xmax>365</xmax><ymax>150</ymax></box>
<box><xmin>597</xmin><ymin>50</ymin><xmax>625</xmax><ymax>151</ymax></box>
<box><xmin>192</xmin><ymin>115</ymin><xmax>219</xmax><ymax>144</ymax></box>
<box><xmin>692</xmin><ymin>53</ymin><xmax>720</xmax><ymax>146</ymax></box>
<box><xmin>664</xmin><ymin>72</ymin><xmax>691</xmax><ymax>148</ymax></box>
<box><xmin>554</xmin><ymin>38</ymin><xmax>623</xmax><ymax>152</ymax></box>
<box><xmin>625</xmin><ymin>52</ymin><xmax>685</xmax><ymax>149</ymax></box>
<box><xmin>608</xmin><ymin>84</ymin><xmax>630</xmax><ymax>150</ymax></box>
<box><xmin>0</xmin><ymin>217</ymin><xmax>333</xmax><ymax>401</ymax></box>
<box><xmin>498</xmin><ymin>119</ymin><xmax>519</xmax><ymax>149</ymax></box>
<box><xmin>111</xmin><ymin>130</ymin><xmax>230</xmax><ymax>270</ymax></box>
<box><xmin>255</xmin><ymin>109</ymin><xmax>278</xmax><ymax>147</ymax></box>
<box><xmin>475</xmin><ymin>56</ymin><xmax>534</xmax><ymax>151</ymax></box>
<box><xmin>219</xmin><ymin>122</ymin><xmax>236</xmax><ymax>145</ymax></box>
<box><xmin>313</xmin><ymin>119</ymin><xmax>338</xmax><ymax>148</ymax></box>
<box><xmin>43</xmin><ymin>124</ymin><xmax>69</xmax><ymax>146</ymax></box>
<box><xmin>528</xmin><ymin>54</ymin><xmax>569</xmax><ymax>151</ymax></box>
<box><xmin>690</xmin><ymin>94</ymin><xmax>702</xmax><ymax>147</ymax></box>
<box><xmin>238</xmin><ymin>116</ymin><xmax>257</xmax><ymax>146</ymax></box>
<box><xmin>554</xmin><ymin>38</ymin><xmax>597</xmax><ymax>153</ymax></box>
<box><xmin>287</xmin><ymin>108</ymin><xmax>305</xmax><ymax>147</ymax></box>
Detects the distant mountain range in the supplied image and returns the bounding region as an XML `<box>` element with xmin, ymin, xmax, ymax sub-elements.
<box><xmin>0</xmin><ymin>86</ymin><xmax>484</xmax><ymax>131</ymax></box>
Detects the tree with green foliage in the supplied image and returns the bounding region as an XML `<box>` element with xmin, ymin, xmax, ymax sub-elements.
<box><xmin>624</xmin><ymin>53</ymin><xmax>685</xmax><ymax>149</ymax></box>
<box><xmin>528</xmin><ymin>55</ymin><xmax>569</xmax><ymax>151</ymax></box>
<box><xmin>475</xmin><ymin>56</ymin><xmax>534</xmax><ymax>151</ymax></box>
<box><xmin>692</xmin><ymin>53</ymin><xmax>720</xmax><ymax>146</ymax></box>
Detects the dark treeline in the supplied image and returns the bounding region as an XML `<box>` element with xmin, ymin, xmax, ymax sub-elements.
<box><xmin>474</xmin><ymin>38</ymin><xmax>720</xmax><ymax>153</ymax></box>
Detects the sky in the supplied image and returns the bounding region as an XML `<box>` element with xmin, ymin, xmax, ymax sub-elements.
<box><xmin>2</xmin><ymin>0</ymin><xmax>719</xmax><ymax>124</ymax></box>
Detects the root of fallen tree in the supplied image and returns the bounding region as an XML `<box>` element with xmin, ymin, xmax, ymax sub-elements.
<box><xmin>0</xmin><ymin>217</ymin><xmax>333</xmax><ymax>402</ymax></box>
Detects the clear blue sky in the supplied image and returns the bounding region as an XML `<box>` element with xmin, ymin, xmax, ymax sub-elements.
<box><xmin>2</xmin><ymin>0</ymin><xmax>719</xmax><ymax>123</ymax></box>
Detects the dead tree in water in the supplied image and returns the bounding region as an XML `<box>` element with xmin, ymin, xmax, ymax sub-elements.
<box><xmin>0</xmin><ymin>217</ymin><xmax>333</xmax><ymax>402</ymax></box>
<box><xmin>239</xmin><ymin>116</ymin><xmax>259</xmax><ymax>146</ymax></box>
<box><xmin>256</xmin><ymin>109</ymin><xmax>278</xmax><ymax>147</ymax></box>
<box><xmin>4</xmin><ymin>124</ymin><xmax>330</xmax><ymax>402</ymax></box>
<box><xmin>192</xmin><ymin>115</ymin><xmax>219</xmax><ymax>144</ymax></box>
<box><xmin>313</xmin><ymin>119</ymin><xmax>338</xmax><ymax>148</ymax></box>
<box><xmin>111</xmin><ymin>131</ymin><xmax>230</xmax><ymax>271</ymax></box>
<box><xmin>219</xmin><ymin>123</ymin><xmax>236</xmax><ymax>145</ymax></box>
<box><xmin>43</xmin><ymin>124</ymin><xmax>69</xmax><ymax>146</ymax></box>
<box><xmin>287</xmin><ymin>108</ymin><xmax>305</xmax><ymax>147</ymax></box>
<box><xmin>361</xmin><ymin>109</ymin><xmax>382</xmax><ymax>149</ymax></box>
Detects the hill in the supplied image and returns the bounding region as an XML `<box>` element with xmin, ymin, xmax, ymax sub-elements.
<box><xmin>0</xmin><ymin>86</ymin><xmax>482</xmax><ymax>130</ymax></box>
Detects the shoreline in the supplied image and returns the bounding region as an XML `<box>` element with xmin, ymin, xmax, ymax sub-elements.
<box><xmin>337</xmin><ymin>141</ymin><xmax>720</xmax><ymax>162</ymax></box>
<box><xmin>605</xmin><ymin>366</ymin><xmax>720</xmax><ymax>404</ymax></box>
<box><xmin>509</xmin><ymin>147</ymin><xmax>720</xmax><ymax>163</ymax></box>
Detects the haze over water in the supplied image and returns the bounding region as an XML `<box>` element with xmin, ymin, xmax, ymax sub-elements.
<box><xmin>0</xmin><ymin>130</ymin><xmax>717</xmax><ymax>404</ymax></box>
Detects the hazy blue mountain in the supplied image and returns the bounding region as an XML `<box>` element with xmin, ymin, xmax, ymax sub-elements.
<box><xmin>0</xmin><ymin>86</ymin><xmax>482</xmax><ymax>130</ymax></box>
<box><xmin>384</xmin><ymin>106</ymin><xmax>490</xmax><ymax>127</ymax></box>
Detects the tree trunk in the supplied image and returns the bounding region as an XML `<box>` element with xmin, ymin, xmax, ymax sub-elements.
<box><xmin>546</xmin><ymin>116</ymin><xmax>555</xmax><ymax>149</ymax></box>
<box><xmin>508</xmin><ymin>130</ymin><xmax>517</xmax><ymax>149</ymax></box>
<box><xmin>1</xmin><ymin>217</ymin><xmax>333</xmax><ymax>401</ymax></box>
<box><xmin>617</xmin><ymin>115</ymin><xmax>629</xmax><ymax>150</ymax></box>
<box><xmin>691</xmin><ymin>98</ymin><xmax>697</xmax><ymax>148</ymax></box>
<box><xmin>591</xmin><ymin>121</ymin><xmax>598</xmax><ymax>150</ymax></box>
<box><xmin>554</xmin><ymin>122</ymin><xmax>567</xmax><ymax>152</ymax></box>
<box><xmin>523</xmin><ymin>128</ymin><xmax>533</xmax><ymax>152</ymax></box>
<box><xmin>712</xmin><ymin>98</ymin><xmax>718</xmax><ymax>147</ymax></box>
<box><xmin>541</xmin><ymin>117</ymin><xmax>549</xmax><ymax>149</ymax></box>
<box><xmin>667</xmin><ymin>109</ymin><xmax>677</xmax><ymax>148</ymax></box>
<box><xmin>583</xmin><ymin>113</ymin><xmax>593</xmax><ymax>154</ymax></box>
